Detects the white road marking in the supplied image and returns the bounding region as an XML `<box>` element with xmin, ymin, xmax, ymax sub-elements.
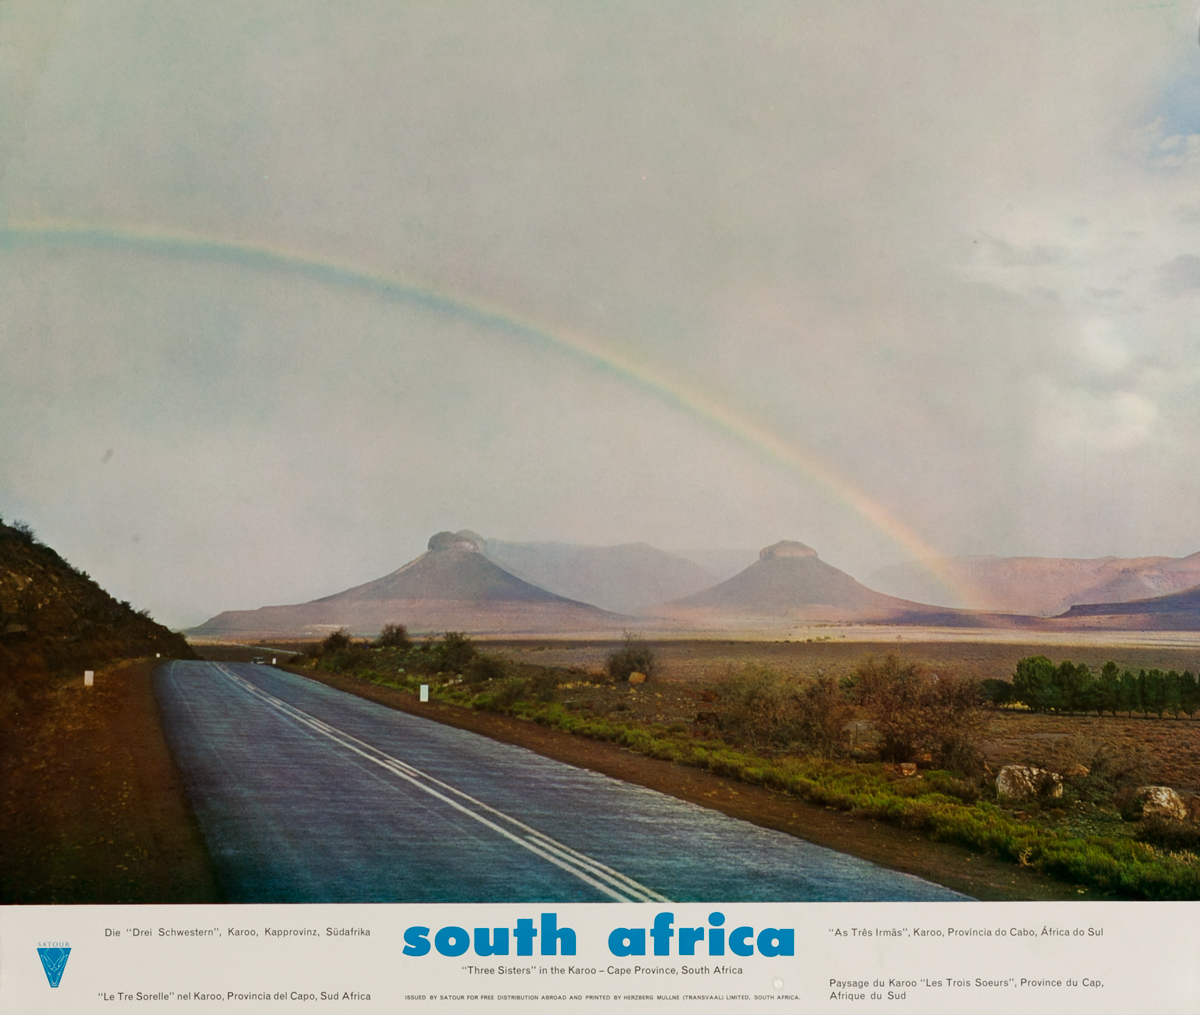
<box><xmin>209</xmin><ymin>663</ymin><xmax>670</xmax><ymax>904</ymax></box>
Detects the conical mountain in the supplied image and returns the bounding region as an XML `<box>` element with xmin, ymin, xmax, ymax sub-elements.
<box><xmin>191</xmin><ymin>530</ymin><xmax>627</xmax><ymax>637</ymax></box>
<box><xmin>652</xmin><ymin>540</ymin><xmax>968</xmax><ymax>624</ymax></box>
<box><xmin>318</xmin><ymin>530</ymin><xmax>567</xmax><ymax>605</ymax></box>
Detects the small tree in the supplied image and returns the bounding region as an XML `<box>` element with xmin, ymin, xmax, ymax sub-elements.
<box><xmin>1145</xmin><ymin>669</ymin><xmax>1167</xmax><ymax>717</ymax></box>
<box><xmin>1012</xmin><ymin>655</ymin><xmax>1056</xmax><ymax>712</ymax></box>
<box><xmin>10</xmin><ymin>519</ymin><xmax>36</xmax><ymax>543</ymax></box>
<box><xmin>321</xmin><ymin>628</ymin><xmax>352</xmax><ymax>654</ymax></box>
<box><xmin>429</xmin><ymin>631</ymin><xmax>476</xmax><ymax>673</ymax></box>
<box><xmin>1180</xmin><ymin>671</ymin><xmax>1198</xmax><ymax>719</ymax></box>
<box><xmin>979</xmin><ymin>678</ymin><xmax>1013</xmax><ymax>706</ymax></box>
<box><xmin>1163</xmin><ymin>671</ymin><xmax>1181</xmax><ymax>718</ymax></box>
<box><xmin>1097</xmin><ymin>661</ymin><xmax>1121</xmax><ymax>717</ymax></box>
<box><xmin>607</xmin><ymin>633</ymin><xmax>658</xmax><ymax>683</ymax></box>
<box><xmin>1119</xmin><ymin>669</ymin><xmax>1139</xmax><ymax>715</ymax></box>
<box><xmin>375</xmin><ymin>623</ymin><xmax>412</xmax><ymax>650</ymax></box>
<box><xmin>851</xmin><ymin>653</ymin><xmax>985</xmax><ymax>771</ymax></box>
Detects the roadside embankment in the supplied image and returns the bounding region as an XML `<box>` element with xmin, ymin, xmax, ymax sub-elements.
<box><xmin>0</xmin><ymin>659</ymin><xmax>220</xmax><ymax>903</ymax></box>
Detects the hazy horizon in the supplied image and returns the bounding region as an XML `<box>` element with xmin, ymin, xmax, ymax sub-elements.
<box><xmin>4</xmin><ymin>3</ymin><xmax>1200</xmax><ymax>627</ymax></box>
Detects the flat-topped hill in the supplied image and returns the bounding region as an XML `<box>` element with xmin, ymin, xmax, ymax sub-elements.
<box><xmin>191</xmin><ymin>530</ymin><xmax>627</xmax><ymax>637</ymax></box>
<box><xmin>653</xmin><ymin>539</ymin><xmax>970</xmax><ymax>624</ymax></box>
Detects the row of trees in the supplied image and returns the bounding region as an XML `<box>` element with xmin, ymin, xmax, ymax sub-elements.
<box><xmin>995</xmin><ymin>656</ymin><xmax>1200</xmax><ymax>717</ymax></box>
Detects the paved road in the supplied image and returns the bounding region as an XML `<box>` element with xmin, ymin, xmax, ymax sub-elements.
<box><xmin>155</xmin><ymin>661</ymin><xmax>967</xmax><ymax>903</ymax></box>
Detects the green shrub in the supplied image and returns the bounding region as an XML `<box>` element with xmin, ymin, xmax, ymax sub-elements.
<box><xmin>375</xmin><ymin>623</ymin><xmax>412</xmax><ymax>650</ymax></box>
<box><xmin>476</xmin><ymin>677</ymin><xmax>527</xmax><ymax>711</ymax></box>
<box><xmin>432</xmin><ymin>631</ymin><xmax>476</xmax><ymax>673</ymax></box>
<box><xmin>324</xmin><ymin>646</ymin><xmax>372</xmax><ymax>671</ymax></box>
<box><xmin>526</xmin><ymin>668</ymin><xmax>561</xmax><ymax>702</ymax></box>
<box><xmin>1136</xmin><ymin>817</ymin><xmax>1200</xmax><ymax>852</ymax></box>
<box><xmin>464</xmin><ymin>653</ymin><xmax>508</xmax><ymax>684</ymax></box>
<box><xmin>980</xmin><ymin>678</ymin><xmax>1013</xmax><ymax>705</ymax></box>
<box><xmin>320</xmin><ymin>628</ymin><xmax>352</xmax><ymax>654</ymax></box>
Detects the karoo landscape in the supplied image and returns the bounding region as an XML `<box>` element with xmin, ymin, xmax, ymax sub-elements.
<box><xmin>6</xmin><ymin>516</ymin><xmax>1200</xmax><ymax>904</ymax></box>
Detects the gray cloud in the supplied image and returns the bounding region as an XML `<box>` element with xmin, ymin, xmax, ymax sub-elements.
<box><xmin>1158</xmin><ymin>253</ymin><xmax>1200</xmax><ymax>295</ymax></box>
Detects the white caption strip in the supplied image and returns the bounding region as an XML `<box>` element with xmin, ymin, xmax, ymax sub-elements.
<box><xmin>207</xmin><ymin>662</ymin><xmax>671</xmax><ymax>904</ymax></box>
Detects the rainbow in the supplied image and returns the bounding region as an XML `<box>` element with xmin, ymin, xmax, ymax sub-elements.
<box><xmin>1</xmin><ymin>217</ymin><xmax>970</xmax><ymax>603</ymax></box>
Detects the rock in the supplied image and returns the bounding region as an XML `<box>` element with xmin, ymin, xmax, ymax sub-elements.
<box><xmin>427</xmin><ymin>530</ymin><xmax>482</xmax><ymax>553</ymax></box>
<box><xmin>1119</xmin><ymin>786</ymin><xmax>1188</xmax><ymax>822</ymax></box>
<box><xmin>996</xmin><ymin>764</ymin><xmax>1063</xmax><ymax>802</ymax></box>
<box><xmin>1184</xmin><ymin>794</ymin><xmax>1200</xmax><ymax>823</ymax></box>
<box><xmin>898</xmin><ymin>763</ymin><xmax>918</xmax><ymax>777</ymax></box>
<box><xmin>628</xmin><ymin>672</ymin><xmax>647</xmax><ymax>684</ymax></box>
<box><xmin>759</xmin><ymin>540</ymin><xmax>818</xmax><ymax>560</ymax></box>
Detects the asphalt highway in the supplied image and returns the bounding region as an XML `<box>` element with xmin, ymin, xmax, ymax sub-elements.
<box><xmin>155</xmin><ymin>661</ymin><xmax>967</xmax><ymax>903</ymax></box>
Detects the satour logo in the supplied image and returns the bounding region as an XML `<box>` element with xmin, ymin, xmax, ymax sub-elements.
<box><xmin>37</xmin><ymin>942</ymin><xmax>71</xmax><ymax>988</ymax></box>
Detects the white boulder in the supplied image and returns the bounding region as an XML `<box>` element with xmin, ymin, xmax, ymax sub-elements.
<box><xmin>996</xmin><ymin>764</ymin><xmax>1062</xmax><ymax>802</ymax></box>
<box><xmin>1120</xmin><ymin>786</ymin><xmax>1187</xmax><ymax>822</ymax></box>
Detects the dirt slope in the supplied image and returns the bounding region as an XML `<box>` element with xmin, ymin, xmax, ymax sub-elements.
<box><xmin>0</xmin><ymin>520</ymin><xmax>193</xmax><ymax>709</ymax></box>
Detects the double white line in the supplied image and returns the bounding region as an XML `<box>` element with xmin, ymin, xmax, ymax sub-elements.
<box><xmin>210</xmin><ymin>663</ymin><xmax>670</xmax><ymax>904</ymax></box>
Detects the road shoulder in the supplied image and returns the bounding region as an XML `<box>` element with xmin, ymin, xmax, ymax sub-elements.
<box><xmin>0</xmin><ymin>659</ymin><xmax>221</xmax><ymax>903</ymax></box>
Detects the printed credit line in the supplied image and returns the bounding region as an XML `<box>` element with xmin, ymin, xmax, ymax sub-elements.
<box><xmin>209</xmin><ymin>663</ymin><xmax>670</xmax><ymax>904</ymax></box>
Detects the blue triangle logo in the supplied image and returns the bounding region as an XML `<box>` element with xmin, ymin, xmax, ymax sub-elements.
<box><xmin>37</xmin><ymin>947</ymin><xmax>71</xmax><ymax>988</ymax></box>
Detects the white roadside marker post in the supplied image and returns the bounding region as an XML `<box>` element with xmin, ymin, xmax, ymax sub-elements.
<box><xmin>84</xmin><ymin>670</ymin><xmax>94</xmax><ymax>687</ymax></box>
<box><xmin>419</xmin><ymin>684</ymin><xmax>429</xmax><ymax>702</ymax></box>
<box><xmin>272</xmin><ymin>657</ymin><xmax>277</xmax><ymax>665</ymax></box>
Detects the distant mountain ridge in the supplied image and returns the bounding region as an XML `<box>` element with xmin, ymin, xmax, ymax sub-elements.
<box><xmin>191</xmin><ymin>527</ymin><xmax>1200</xmax><ymax>639</ymax></box>
<box><xmin>870</xmin><ymin>552</ymin><xmax>1200</xmax><ymax>616</ymax></box>
<box><xmin>483</xmin><ymin>537</ymin><xmax>718</xmax><ymax>614</ymax></box>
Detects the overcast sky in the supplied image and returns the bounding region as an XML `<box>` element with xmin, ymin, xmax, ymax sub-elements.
<box><xmin>3</xmin><ymin>1</ymin><xmax>1200</xmax><ymax>627</ymax></box>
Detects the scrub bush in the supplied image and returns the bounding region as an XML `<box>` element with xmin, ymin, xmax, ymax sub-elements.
<box><xmin>850</xmin><ymin>653</ymin><xmax>985</xmax><ymax>772</ymax></box>
<box><xmin>607</xmin><ymin>634</ymin><xmax>659</xmax><ymax>682</ymax></box>
<box><xmin>375</xmin><ymin>623</ymin><xmax>412</xmax><ymax>650</ymax></box>
<box><xmin>715</xmin><ymin>665</ymin><xmax>853</xmax><ymax>758</ymax></box>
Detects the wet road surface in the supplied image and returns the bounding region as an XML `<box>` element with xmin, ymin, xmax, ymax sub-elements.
<box><xmin>155</xmin><ymin>661</ymin><xmax>968</xmax><ymax>903</ymax></box>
